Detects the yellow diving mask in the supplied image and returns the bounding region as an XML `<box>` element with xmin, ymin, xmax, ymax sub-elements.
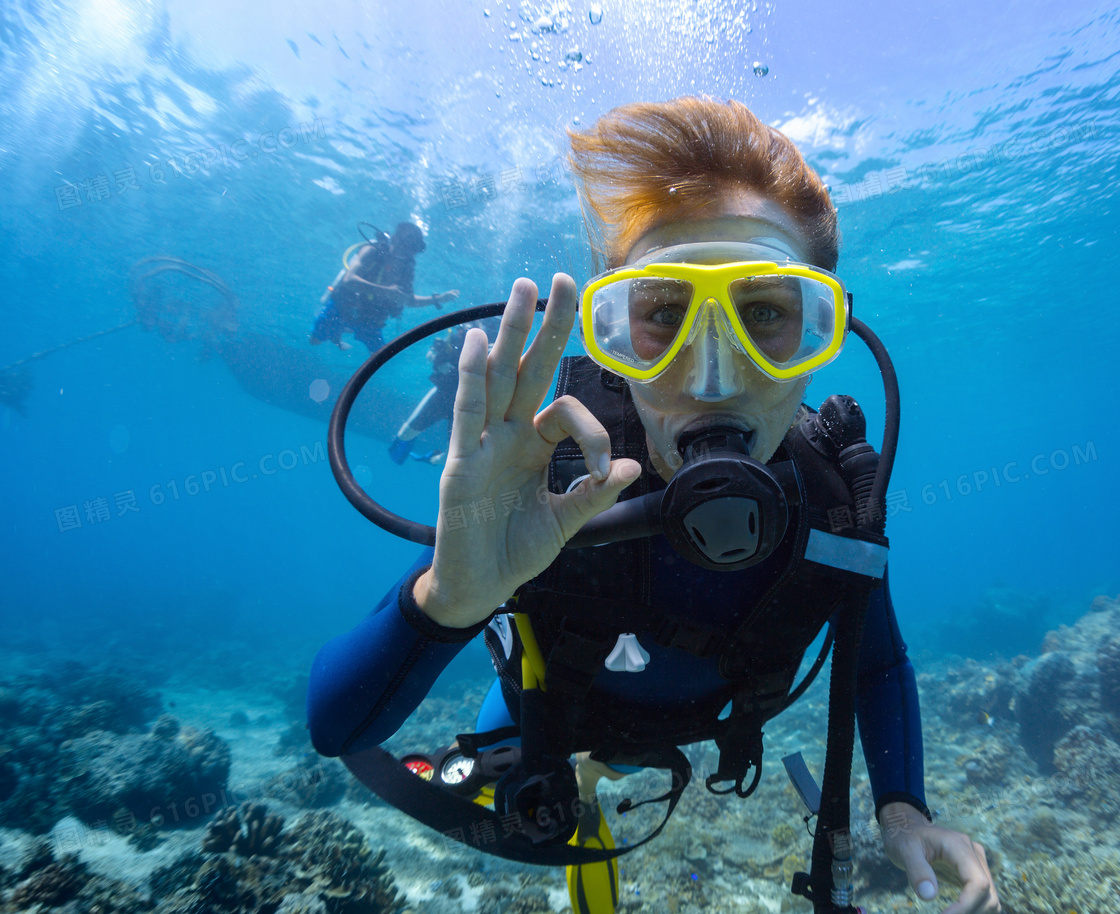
<box><xmin>579</xmin><ymin>241</ymin><xmax>851</xmax><ymax>385</ymax></box>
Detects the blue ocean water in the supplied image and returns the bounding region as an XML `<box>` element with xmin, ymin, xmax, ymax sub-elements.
<box><xmin>1</xmin><ymin>1</ymin><xmax>1119</xmax><ymax>908</ymax></box>
<box><xmin>4</xmin><ymin>0</ymin><xmax>1116</xmax><ymax>662</ymax></box>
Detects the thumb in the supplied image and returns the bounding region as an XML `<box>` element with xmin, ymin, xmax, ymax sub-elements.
<box><xmin>901</xmin><ymin>852</ymin><xmax>939</xmax><ymax>901</ymax></box>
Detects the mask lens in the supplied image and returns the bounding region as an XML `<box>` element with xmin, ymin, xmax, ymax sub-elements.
<box><xmin>591</xmin><ymin>277</ymin><xmax>694</xmax><ymax>370</ymax></box>
<box><xmin>729</xmin><ymin>275</ymin><xmax>837</xmax><ymax>369</ymax></box>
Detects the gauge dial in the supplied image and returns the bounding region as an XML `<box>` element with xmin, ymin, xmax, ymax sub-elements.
<box><xmin>403</xmin><ymin>757</ymin><xmax>434</xmax><ymax>781</ymax></box>
<box><xmin>440</xmin><ymin>753</ymin><xmax>476</xmax><ymax>787</ymax></box>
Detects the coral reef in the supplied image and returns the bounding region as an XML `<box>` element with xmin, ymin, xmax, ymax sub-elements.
<box><xmin>0</xmin><ymin>664</ymin><xmax>165</xmax><ymax>833</ymax></box>
<box><xmin>282</xmin><ymin>810</ymin><xmax>403</xmax><ymax>911</ymax></box>
<box><xmin>477</xmin><ymin>878</ymin><xmax>551</xmax><ymax>914</ymax></box>
<box><xmin>941</xmin><ymin>657</ymin><xmax>1017</xmax><ymax>729</ymax></box>
<box><xmin>1050</xmin><ymin>725</ymin><xmax>1120</xmax><ymax>815</ymax></box>
<box><xmin>150</xmin><ymin>807</ymin><xmax>405</xmax><ymax>914</ymax></box>
<box><xmin>1096</xmin><ymin>633</ymin><xmax>1120</xmax><ymax>716</ymax></box>
<box><xmin>0</xmin><ymin>805</ymin><xmax>404</xmax><ymax>913</ymax></box>
<box><xmin>1013</xmin><ymin>651</ymin><xmax>1078</xmax><ymax>771</ymax></box>
<box><xmin>61</xmin><ymin>720</ymin><xmax>231</xmax><ymax>826</ymax></box>
<box><xmin>201</xmin><ymin>802</ymin><xmax>285</xmax><ymax>856</ymax></box>
<box><xmin>8</xmin><ymin>859</ymin><xmax>83</xmax><ymax>909</ymax></box>
<box><xmin>5</xmin><ymin>591</ymin><xmax>1120</xmax><ymax>914</ymax></box>
<box><xmin>260</xmin><ymin>756</ymin><xmax>347</xmax><ymax>809</ymax></box>
<box><xmin>0</xmin><ymin>843</ymin><xmax>151</xmax><ymax>914</ymax></box>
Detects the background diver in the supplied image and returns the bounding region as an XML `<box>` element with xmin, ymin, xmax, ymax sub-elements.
<box><xmin>310</xmin><ymin>221</ymin><xmax>460</xmax><ymax>353</ymax></box>
<box><xmin>308</xmin><ymin>98</ymin><xmax>1000</xmax><ymax>914</ymax></box>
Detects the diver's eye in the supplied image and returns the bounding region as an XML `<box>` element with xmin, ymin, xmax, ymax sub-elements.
<box><xmin>649</xmin><ymin>307</ymin><xmax>684</xmax><ymax>329</ymax></box>
<box><xmin>744</xmin><ymin>304</ymin><xmax>783</xmax><ymax>324</ymax></box>
<box><xmin>628</xmin><ymin>279</ymin><xmax>692</xmax><ymax>329</ymax></box>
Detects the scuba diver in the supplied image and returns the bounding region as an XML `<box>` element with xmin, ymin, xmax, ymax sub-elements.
<box><xmin>310</xmin><ymin>221</ymin><xmax>460</xmax><ymax>352</ymax></box>
<box><xmin>388</xmin><ymin>318</ymin><xmax>501</xmax><ymax>465</ymax></box>
<box><xmin>308</xmin><ymin>98</ymin><xmax>1000</xmax><ymax>914</ymax></box>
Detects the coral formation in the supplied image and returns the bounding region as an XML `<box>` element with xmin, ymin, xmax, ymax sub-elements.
<box><xmin>8</xmin><ymin>858</ymin><xmax>83</xmax><ymax>909</ymax></box>
<box><xmin>1050</xmin><ymin>725</ymin><xmax>1120</xmax><ymax>815</ymax></box>
<box><xmin>61</xmin><ymin>721</ymin><xmax>231</xmax><ymax>826</ymax></box>
<box><xmin>1013</xmin><ymin>651</ymin><xmax>1077</xmax><ymax>771</ymax></box>
<box><xmin>477</xmin><ymin>879</ymin><xmax>551</xmax><ymax>914</ymax></box>
<box><xmin>0</xmin><ymin>664</ymin><xmax>166</xmax><ymax>833</ymax></box>
<box><xmin>0</xmin><ymin>805</ymin><xmax>404</xmax><ymax>913</ymax></box>
<box><xmin>957</xmin><ymin>742</ymin><xmax>1009</xmax><ymax>786</ymax></box>
<box><xmin>1096</xmin><ymin>633</ymin><xmax>1120</xmax><ymax>716</ymax></box>
<box><xmin>150</xmin><ymin>714</ymin><xmax>181</xmax><ymax>741</ymax></box>
<box><xmin>1</xmin><ymin>843</ymin><xmax>151</xmax><ymax>914</ymax></box>
<box><xmin>151</xmin><ymin>807</ymin><xmax>405</xmax><ymax>914</ymax></box>
<box><xmin>941</xmin><ymin>658</ymin><xmax>1016</xmax><ymax>729</ymax></box>
<box><xmin>260</xmin><ymin>755</ymin><xmax>347</xmax><ymax>809</ymax></box>
<box><xmin>201</xmin><ymin>802</ymin><xmax>285</xmax><ymax>856</ymax></box>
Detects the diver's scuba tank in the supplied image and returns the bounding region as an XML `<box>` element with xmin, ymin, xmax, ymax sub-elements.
<box><xmin>321</xmin><ymin>224</ymin><xmax>393</xmax><ymax>306</ymax></box>
<box><xmin>320</xmin><ymin>266</ymin><xmax>347</xmax><ymax>307</ymax></box>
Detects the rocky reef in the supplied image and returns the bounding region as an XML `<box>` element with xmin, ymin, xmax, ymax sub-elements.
<box><xmin>152</xmin><ymin>806</ymin><xmax>406</xmax><ymax>914</ymax></box>
<box><xmin>902</xmin><ymin>592</ymin><xmax>1120</xmax><ymax>914</ymax></box>
<box><xmin>0</xmin><ymin>665</ymin><xmax>232</xmax><ymax>836</ymax></box>
<box><xmin>0</xmin><ymin>805</ymin><xmax>406</xmax><ymax>914</ymax></box>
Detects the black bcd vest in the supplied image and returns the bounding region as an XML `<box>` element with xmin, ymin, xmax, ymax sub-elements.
<box><xmin>482</xmin><ymin>356</ymin><xmax>889</xmax><ymax>787</ymax></box>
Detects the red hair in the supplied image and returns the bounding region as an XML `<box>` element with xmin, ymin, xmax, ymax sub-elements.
<box><xmin>567</xmin><ymin>97</ymin><xmax>838</xmax><ymax>271</ymax></box>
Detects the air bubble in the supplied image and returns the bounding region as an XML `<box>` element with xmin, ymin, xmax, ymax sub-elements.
<box><xmin>589</xmin><ymin>3</ymin><xmax>602</xmax><ymax>24</ymax></box>
<box><xmin>753</xmin><ymin>61</ymin><xmax>769</xmax><ymax>77</ymax></box>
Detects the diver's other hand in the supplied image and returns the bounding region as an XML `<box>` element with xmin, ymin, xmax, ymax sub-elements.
<box><xmin>415</xmin><ymin>274</ymin><xmax>641</xmax><ymax>629</ymax></box>
<box><xmin>879</xmin><ymin>803</ymin><xmax>1000</xmax><ymax>914</ymax></box>
<box><xmin>435</xmin><ymin>289</ymin><xmax>459</xmax><ymax>304</ymax></box>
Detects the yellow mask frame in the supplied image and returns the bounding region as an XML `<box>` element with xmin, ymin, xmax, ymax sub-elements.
<box><xmin>580</xmin><ymin>260</ymin><xmax>850</xmax><ymax>382</ymax></box>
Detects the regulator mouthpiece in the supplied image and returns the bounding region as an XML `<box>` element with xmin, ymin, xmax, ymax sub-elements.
<box><xmin>660</xmin><ymin>426</ymin><xmax>789</xmax><ymax>571</ymax></box>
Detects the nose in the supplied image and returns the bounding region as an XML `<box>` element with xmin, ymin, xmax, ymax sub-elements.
<box><xmin>683</xmin><ymin>299</ymin><xmax>746</xmax><ymax>401</ymax></box>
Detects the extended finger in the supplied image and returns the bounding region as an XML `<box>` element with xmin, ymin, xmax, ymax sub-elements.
<box><xmin>486</xmin><ymin>277</ymin><xmax>539</xmax><ymax>424</ymax></box>
<box><xmin>446</xmin><ymin>327</ymin><xmax>492</xmax><ymax>460</ymax></box>
<box><xmin>507</xmin><ymin>273</ymin><xmax>577</xmax><ymax>420</ymax></box>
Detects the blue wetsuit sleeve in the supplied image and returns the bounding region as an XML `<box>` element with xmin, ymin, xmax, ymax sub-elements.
<box><xmin>854</xmin><ymin>568</ymin><xmax>930</xmax><ymax>821</ymax></box>
<box><xmin>307</xmin><ymin>548</ymin><xmax>489</xmax><ymax>757</ymax></box>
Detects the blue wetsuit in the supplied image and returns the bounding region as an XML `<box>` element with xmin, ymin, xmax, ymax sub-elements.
<box><xmin>308</xmin><ymin>536</ymin><xmax>928</xmax><ymax>821</ymax></box>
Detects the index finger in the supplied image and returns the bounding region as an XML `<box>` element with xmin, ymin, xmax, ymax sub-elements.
<box><xmin>507</xmin><ymin>273</ymin><xmax>577</xmax><ymax>418</ymax></box>
<box><xmin>485</xmin><ymin>277</ymin><xmax>540</xmax><ymax>424</ymax></box>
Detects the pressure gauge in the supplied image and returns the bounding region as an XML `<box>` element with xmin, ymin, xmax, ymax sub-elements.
<box><xmin>401</xmin><ymin>755</ymin><xmax>435</xmax><ymax>781</ymax></box>
<box><xmin>439</xmin><ymin>749</ymin><xmax>479</xmax><ymax>793</ymax></box>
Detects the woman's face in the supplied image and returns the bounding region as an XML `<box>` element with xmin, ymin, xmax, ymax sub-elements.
<box><xmin>623</xmin><ymin>188</ymin><xmax>817</xmax><ymax>481</ymax></box>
